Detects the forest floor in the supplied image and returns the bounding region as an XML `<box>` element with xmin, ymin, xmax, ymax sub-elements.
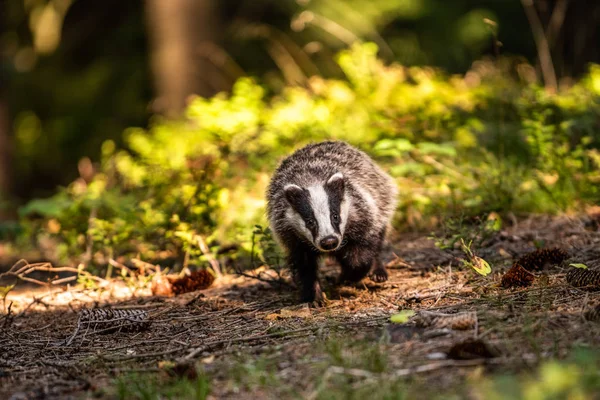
<box><xmin>1</xmin><ymin>213</ymin><xmax>600</xmax><ymax>399</ymax></box>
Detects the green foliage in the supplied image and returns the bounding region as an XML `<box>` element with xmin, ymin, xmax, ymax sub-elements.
<box><xmin>431</xmin><ymin>214</ymin><xmax>499</xmax><ymax>276</ymax></box>
<box><xmin>229</xmin><ymin>354</ymin><xmax>282</xmax><ymax>392</ymax></box>
<box><xmin>14</xmin><ymin>43</ymin><xmax>600</xmax><ymax>269</ymax></box>
<box><xmin>474</xmin><ymin>347</ymin><xmax>600</xmax><ymax>400</ymax></box>
<box><xmin>0</xmin><ymin>283</ymin><xmax>15</xmax><ymax>309</ymax></box>
<box><xmin>431</xmin><ymin>213</ymin><xmax>501</xmax><ymax>251</ymax></box>
<box><xmin>250</xmin><ymin>225</ymin><xmax>284</xmax><ymax>270</ymax></box>
<box><xmin>324</xmin><ymin>335</ymin><xmax>389</xmax><ymax>373</ymax></box>
<box><xmin>114</xmin><ymin>371</ymin><xmax>211</xmax><ymax>400</ymax></box>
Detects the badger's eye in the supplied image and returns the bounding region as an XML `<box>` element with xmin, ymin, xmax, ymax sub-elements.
<box><xmin>305</xmin><ymin>219</ymin><xmax>316</xmax><ymax>229</ymax></box>
<box><xmin>331</xmin><ymin>213</ymin><xmax>340</xmax><ymax>224</ymax></box>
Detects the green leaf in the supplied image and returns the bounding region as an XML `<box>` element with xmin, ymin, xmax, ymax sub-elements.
<box><xmin>0</xmin><ymin>284</ymin><xmax>15</xmax><ymax>299</ymax></box>
<box><xmin>19</xmin><ymin>194</ymin><xmax>72</xmax><ymax>218</ymax></box>
<box><xmin>389</xmin><ymin>310</ymin><xmax>415</xmax><ymax>324</ymax></box>
<box><xmin>471</xmin><ymin>256</ymin><xmax>492</xmax><ymax>276</ymax></box>
<box><xmin>416</xmin><ymin>142</ymin><xmax>457</xmax><ymax>157</ymax></box>
<box><xmin>570</xmin><ymin>263</ymin><xmax>588</xmax><ymax>269</ymax></box>
<box><xmin>373</xmin><ymin>138</ymin><xmax>414</xmax><ymax>157</ymax></box>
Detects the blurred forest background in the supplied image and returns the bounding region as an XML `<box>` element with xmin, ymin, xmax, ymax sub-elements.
<box><xmin>0</xmin><ymin>0</ymin><xmax>599</xmax><ymax>267</ymax></box>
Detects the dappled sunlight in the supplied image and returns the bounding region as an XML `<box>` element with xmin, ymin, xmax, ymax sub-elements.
<box><xmin>2</xmin><ymin>214</ymin><xmax>600</xmax><ymax>397</ymax></box>
<box><xmin>2</xmin><ymin>0</ymin><xmax>600</xmax><ymax>397</ymax></box>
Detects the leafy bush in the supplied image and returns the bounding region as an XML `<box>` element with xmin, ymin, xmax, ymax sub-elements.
<box><xmin>14</xmin><ymin>43</ymin><xmax>600</xmax><ymax>269</ymax></box>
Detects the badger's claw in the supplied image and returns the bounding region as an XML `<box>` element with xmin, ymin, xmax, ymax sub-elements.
<box><xmin>310</xmin><ymin>295</ymin><xmax>328</xmax><ymax>308</ymax></box>
<box><xmin>302</xmin><ymin>283</ymin><xmax>328</xmax><ymax>307</ymax></box>
<box><xmin>369</xmin><ymin>267</ymin><xmax>389</xmax><ymax>283</ymax></box>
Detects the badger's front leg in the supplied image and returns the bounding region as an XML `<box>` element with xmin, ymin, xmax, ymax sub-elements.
<box><xmin>368</xmin><ymin>229</ymin><xmax>389</xmax><ymax>283</ymax></box>
<box><xmin>336</xmin><ymin>239</ymin><xmax>388</xmax><ymax>284</ymax></box>
<box><xmin>336</xmin><ymin>244</ymin><xmax>374</xmax><ymax>283</ymax></box>
<box><xmin>288</xmin><ymin>245</ymin><xmax>324</xmax><ymax>305</ymax></box>
<box><xmin>369</xmin><ymin>258</ymin><xmax>389</xmax><ymax>283</ymax></box>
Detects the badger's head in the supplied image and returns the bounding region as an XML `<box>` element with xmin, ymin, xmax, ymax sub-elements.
<box><xmin>283</xmin><ymin>172</ymin><xmax>349</xmax><ymax>252</ymax></box>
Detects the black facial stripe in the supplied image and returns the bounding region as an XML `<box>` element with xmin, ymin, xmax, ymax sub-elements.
<box><xmin>297</xmin><ymin>202</ymin><xmax>319</xmax><ymax>240</ymax></box>
<box><xmin>325</xmin><ymin>177</ymin><xmax>344</xmax><ymax>234</ymax></box>
<box><xmin>285</xmin><ymin>187</ymin><xmax>318</xmax><ymax>240</ymax></box>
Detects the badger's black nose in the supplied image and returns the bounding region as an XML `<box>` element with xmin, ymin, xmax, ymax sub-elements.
<box><xmin>319</xmin><ymin>236</ymin><xmax>339</xmax><ymax>251</ymax></box>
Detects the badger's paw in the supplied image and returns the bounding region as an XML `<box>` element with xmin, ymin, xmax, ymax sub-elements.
<box><xmin>369</xmin><ymin>267</ymin><xmax>389</xmax><ymax>283</ymax></box>
<box><xmin>301</xmin><ymin>284</ymin><xmax>328</xmax><ymax>308</ymax></box>
<box><xmin>310</xmin><ymin>294</ymin><xmax>328</xmax><ymax>308</ymax></box>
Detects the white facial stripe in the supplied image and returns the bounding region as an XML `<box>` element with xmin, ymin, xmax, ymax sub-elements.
<box><xmin>285</xmin><ymin>208</ymin><xmax>312</xmax><ymax>241</ymax></box>
<box><xmin>307</xmin><ymin>185</ymin><xmax>336</xmax><ymax>240</ymax></box>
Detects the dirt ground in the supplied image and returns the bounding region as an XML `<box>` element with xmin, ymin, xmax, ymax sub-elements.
<box><xmin>1</xmin><ymin>214</ymin><xmax>600</xmax><ymax>399</ymax></box>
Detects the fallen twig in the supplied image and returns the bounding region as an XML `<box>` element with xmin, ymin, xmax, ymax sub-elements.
<box><xmin>0</xmin><ymin>259</ymin><xmax>106</xmax><ymax>288</ymax></box>
<box><xmin>197</xmin><ymin>235</ymin><xmax>222</xmax><ymax>278</ymax></box>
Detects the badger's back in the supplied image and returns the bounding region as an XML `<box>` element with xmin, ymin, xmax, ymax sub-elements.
<box><xmin>267</xmin><ymin>141</ymin><xmax>397</xmax><ymax>248</ymax></box>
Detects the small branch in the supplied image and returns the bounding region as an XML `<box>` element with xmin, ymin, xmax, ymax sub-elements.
<box><xmin>326</xmin><ymin>358</ymin><xmax>491</xmax><ymax>380</ymax></box>
<box><xmin>0</xmin><ymin>259</ymin><xmax>105</xmax><ymax>288</ymax></box>
<box><xmin>83</xmin><ymin>207</ymin><xmax>98</xmax><ymax>265</ymax></box>
<box><xmin>196</xmin><ymin>235</ymin><xmax>222</xmax><ymax>278</ymax></box>
<box><xmin>1</xmin><ymin>301</ymin><xmax>13</xmax><ymax>328</ymax></box>
<box><xmin>233</xmin><ymin>266</ymin><xmax>292</xmax><ymax>289</ymax></box>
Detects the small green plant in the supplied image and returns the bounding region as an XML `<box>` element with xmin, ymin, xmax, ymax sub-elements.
<box><xmin>0</xmin><ymin>284</ymin><xmax>15</xmax><ymax>311</ymax></box>
<box><xmin>459</xmin><ymin>239</ymin><xmax>492</xmax><ymax>276</ymax></box>
<box><xmin>229</xmin><ymin>354</ymin><xmax>282</xmax><ymax>392</ymax></box>
<box><xmin>431</xmin><ymin>214</ymin><xmax>498</xmax><ymax>276</ymax></box>
<box><xmin>250</xmin><ymin>225</ymin><xmax>283</xmax><ymax>270</ymax></box>
<box><xmin>431</xmin><ymin>213</ymin><xmax>501</xmax><ymax>251</ymax></box>
<box><xmin>115</xmin><ymin>370</ymin><xmax>210</xmax><ymax>400</ymax></box>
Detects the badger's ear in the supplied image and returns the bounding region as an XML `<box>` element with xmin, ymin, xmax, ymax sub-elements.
<box><xmin>284</xmin><ymin>184</ymin><xmax>306</xmax><ymax>209</ymax></box>
<box><xmin>325</xmin><ymin>172</ymin><xmax>344</xmax><ymax>195</ymax></box>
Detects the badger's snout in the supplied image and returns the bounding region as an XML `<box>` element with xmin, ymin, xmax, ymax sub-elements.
<box><xmin>319</xmin><ymin>235</ymin><xmax>339</xmax><ymax>251</ymax></box>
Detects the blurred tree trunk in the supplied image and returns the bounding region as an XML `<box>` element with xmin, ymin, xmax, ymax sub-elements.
<box><xmin>145</xmin><ymin>0</ymin><xmax>223</xmax><ymax>117</ymax></box>
<box><xmin>0</xmin><ymin>7</ymin><xmax>11</xmax><ymax>219</ymax></box>
<box><xmin>0</xmin><ymin>96</ymin><xmax>12</xmax><ymax>221</ymax></box>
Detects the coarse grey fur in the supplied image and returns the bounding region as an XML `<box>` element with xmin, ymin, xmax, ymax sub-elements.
<box><xmin>266</xmin><ymin>140</ymin><xmax>398</xmax><ymax>304</ymax></box>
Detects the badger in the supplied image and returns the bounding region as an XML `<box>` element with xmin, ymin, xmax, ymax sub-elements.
<box><xmin>266</xmin><ymin>141</ymin><xmax>398</xmax><ymax>305</ymax></box>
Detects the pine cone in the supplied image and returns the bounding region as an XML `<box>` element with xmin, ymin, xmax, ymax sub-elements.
<box><xmin>78</xmin><ymin>308</ymin><xmax>150</xmax><ymax>333</ymax></box>
<box><xmin>416</xmin><ymin>312</ymin><xmax>477</xmax><ymax>330</ymax></box>
<box><xmin>436</xmin><ymin>312</ymin><xmax>477</xmax><ymax>330</ymax></box>
<box><xmin>566</xmin><ymin>268</ymin><xmax>600</xmax><ymax>289</ymax></box>
<box><xmin>584</xmin><ymin>303</ymin><xmax>600</xmax><ymax>322</ymax></box>
<box><xmin>151</xmin><ymin>270</ymin><xmax>215</xmax><ymax>297</ymax></box>
<box><xmin>501</xmin><ymin>264</ymin><xmax>534</xmax><ymax>288</ymax></box>
<box><xmin>170</xmin><ymin>270</ymin><xmax>215</xmax><ymax>295</ymax></box>
<box><xmin>515</xmin><ymin>248</ymin><xmax>569</xmax><ymax>272</ymax></box>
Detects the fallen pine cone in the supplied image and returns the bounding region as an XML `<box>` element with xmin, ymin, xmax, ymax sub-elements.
<box><xmin>415</xmin><ymin>311</ymin><xmax>477</xmax><ymax>331</ymax></box>
<box><xmin>584</xmin><ymin>303</ymin><xmax>600</xmax><ymax>322</ymax></box>
<box><xmin>171</xmin><ymin>270</ymin><xmax>215</xmax><ymax>295</ymax></box>
<box><xmin>515</xmin><ymin>247</ymin><xmax>568</xmax><ymax>272</ymax></box>
<box><xmin>64</xmin><ymin>308</ymin><xmax>151</xmax><ymax>345</ymax></box>
<box><xmin>566</xmin><ymin>268</ymin><xmax>600</xmax><ymax>289</ymax></box>
<box><xmin>501</xmin><ymin>264</ymin><xmax>534</xmax><ymax>288</ymax></box>
<box><xmin>151</xmin><ymin>269</ymin><xmax>215</xmax><ymax>297</ymax></box>
<box><xmin>78</xmin><ymin>308</ymin><xmax>150</xmax><ymax>333</ymax></box>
